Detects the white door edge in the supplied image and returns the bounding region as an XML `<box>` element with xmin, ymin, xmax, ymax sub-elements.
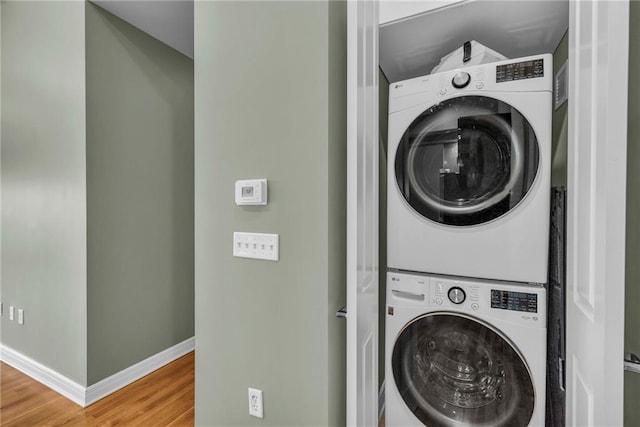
<box><xmin>566</xmin><ymin>1</ymin><xmax>629</xmax><ymax>425</ymax></box>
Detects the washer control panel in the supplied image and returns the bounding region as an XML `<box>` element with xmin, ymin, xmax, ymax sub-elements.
<box><xmin>432</xmin><ymin>279</ymin><xmax>480</xmax><ymax>309</ymax></box>
<box><xmin>387</xmin><ymin>271</ymin><xmax>546</xmax><ymax>326</ymax></box>
<box><xmin>491</xmin><ymin>289</ymin><xmax>538</xmax><ymax>313</ymax></box>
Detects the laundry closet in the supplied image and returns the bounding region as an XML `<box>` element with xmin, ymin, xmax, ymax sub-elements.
<box><xmin>344</xmin><ymin>0</ymin><xmax>636</xmax><ymax>425</ymax></box>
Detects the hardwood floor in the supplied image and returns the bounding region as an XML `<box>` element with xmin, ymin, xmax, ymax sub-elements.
<box><xmin>0</xmin><ymin>352</ymin><xmax>194</xmax><ymax>426</ymax></box>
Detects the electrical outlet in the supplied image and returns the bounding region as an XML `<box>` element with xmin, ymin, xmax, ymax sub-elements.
<box><xmin>18</xmin><ymin>309</ymin><xmax>24</xmax><ymax>325</ymax></box>
<box><xmin>248</xmin><ymin>388</ymin><xmax>264</xmax><ymax>418</ymax></box>
<box><xmin>9</xmin><ymin>306</ymin><xmax>14</xmax><ymax>321</ymax></box>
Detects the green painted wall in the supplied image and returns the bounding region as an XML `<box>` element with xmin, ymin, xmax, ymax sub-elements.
<box><xmin>1</xmin><ymin>1</ymin><xmax>3</xmax><ymax>311</ymax></box>
<box><xmin>625</xmin><ymin>2</ymin><xmax>640</xmax><ymax>424</ymax></box>
<box><xmin>85</xmin><ymin>3</ymin><xmax>195</xmax><ymax>385</ymax></box>
<box><xmin>0</xmin><ymin>0</ymin><xmax>88</xmax><ymax>385</ymax></box>
<box><xmin>194</xmin><ymin>1</ymin><xmax>346</xmax><ymax>425</ymax></box>
<box><xmin>1</xmin><ymin>1</ymin><xmax>194</xmax><ymax>388</ymax></box>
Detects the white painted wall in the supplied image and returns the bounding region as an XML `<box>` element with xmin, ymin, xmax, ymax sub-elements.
<box><xmin>379</xmin><ymin>0</ymin><xmax>462</xmax><ymax>24</ymax></box>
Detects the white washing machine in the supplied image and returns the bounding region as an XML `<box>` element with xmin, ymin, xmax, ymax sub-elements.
<box><xmin>387</xmin><ymin>54</ymin><xmax>552</xmax><ymax>284</ymax></box>
<box><xmin>385</xmin><ymin>271</ymin><xmax>546</xmax><ymax>427</ymax></box>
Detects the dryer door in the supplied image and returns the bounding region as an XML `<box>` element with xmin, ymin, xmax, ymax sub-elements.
<box><xmin>391</xmin><ymin>313</ymin><xmax>535</xmax><ymax>426</ymax></box>
<box><xmin>394</xmin><ymin>95</ymin><xmax>539</xmax><ymax>226</ymax></box>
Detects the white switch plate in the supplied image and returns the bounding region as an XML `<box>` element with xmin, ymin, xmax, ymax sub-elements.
<box><xmin>18</xmin><ymin>309</ymin><xmax>24</xmax><ymax>325</ymax></box>
<box><xmin>9</xmin><ymin>306</ymin><xmax>14</xmax><ymax>321</ymax></box>
<box><xmin>233</xmin><ymin>232</ymin><xmax>279</xmax><ymax>261</ymax></box>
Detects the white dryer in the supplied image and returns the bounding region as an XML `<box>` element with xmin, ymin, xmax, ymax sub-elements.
<box><xmin>387</xmin><ymin>54</ymin><xmax>552</xmax><ymax>283</ymax></box>
<box><xmin>385</xmin><ymin>271</ymin><xmax>546</xmax><ymax>426</ymax></box>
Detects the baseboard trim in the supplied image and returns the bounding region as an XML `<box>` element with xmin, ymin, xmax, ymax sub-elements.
<box><xmin>379</xmin><ymin>380</ymin><xmax>386</xmax><ymax>421</ymax></box>
<box><xmin>0</xmin><ymin>344</ymin><xmax>86</xmax><ymax>406</ymax></box>
<box><xmin>85</xmin><ymin>336</ymin><xmax>195</xmax><ymax>406</ymax></box>
<box><xmin>1</xmin><ymin>336</ymin><xmax>195</xmax><ymax>407</ymax></box>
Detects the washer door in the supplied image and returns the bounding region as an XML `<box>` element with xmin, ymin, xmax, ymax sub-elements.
<box><xmin>392</xmin><ymin>313</ymin><xmax>535</xmax><ymax>426</ymax></box>
<box><xmin>394</xmin><ymin>95</ymin><xmax>539</xmax><ymax>226</ymax></box>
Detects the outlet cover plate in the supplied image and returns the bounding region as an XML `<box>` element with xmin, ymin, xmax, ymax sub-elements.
<box><xmin>233</xmin><ymin>232</ymin><xmax>279</xmax><ymax>261</ymax></box>
<box><xmin>248</xmin><ymin>388</ymin><xmax>264</xmax><ymax>418</ymax></box>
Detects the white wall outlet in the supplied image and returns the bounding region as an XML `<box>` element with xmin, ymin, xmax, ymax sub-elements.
<box><xmin>233</xmin><ymin>232</ymin><xmax>279</xmax><ymax>261</ymax></box>
<box><xmin>248</xmin><ymin>388</ymin><xmax>264</xmax><ymax>418</ymax></box>
<box><xmin>9</xmin><ymin>306</ymin><xmax>14</xmax><ymax>321</ymax></box>
<box><xmin>18</xmin><ymin>309</ymin><xmax>24</xmax><ymax>325</ymax></box>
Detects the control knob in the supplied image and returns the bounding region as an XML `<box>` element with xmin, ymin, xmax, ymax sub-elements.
<box><xmin>452</xmin><ymin>71</ymin><xmax>471</xmax><ymax>89</ymax></box>
<box><xmin>448</xmin><ymin>287</ymin><xmax>466</xmax><ymax>304</ymax></box>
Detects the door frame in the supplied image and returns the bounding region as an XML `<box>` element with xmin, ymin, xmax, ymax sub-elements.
<box><xmin>347</xmin><ymin>1</ymin><xmax>630</xmax><ymax>425</ymax></box>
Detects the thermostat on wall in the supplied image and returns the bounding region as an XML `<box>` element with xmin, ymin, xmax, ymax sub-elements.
<box><xmin>235</xmin><ymin>179</ymin><xmax>268</xmax><ymax>205</ymax></box>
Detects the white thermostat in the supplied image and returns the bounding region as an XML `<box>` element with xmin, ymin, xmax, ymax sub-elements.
<box><xmin>235</xmin><ymin>179</ymin><xmax>268</xmax><ymax>205</ymax></box>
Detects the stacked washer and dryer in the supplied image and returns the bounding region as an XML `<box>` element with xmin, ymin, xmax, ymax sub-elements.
<box><xmin>385</xmin><ymin>54</ymin><xmax>552</xmax><ymax>426</ymax></box>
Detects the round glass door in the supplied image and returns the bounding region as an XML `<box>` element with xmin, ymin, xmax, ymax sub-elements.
<box><xmin>394</xmin><ymin>96</ymin><xmax>540</xmax><ymax>226</ymax></box>
<box><xmin>392</xmin><ymin>313</ymin><xmax>535</xmax><ymax>426</ymax></box>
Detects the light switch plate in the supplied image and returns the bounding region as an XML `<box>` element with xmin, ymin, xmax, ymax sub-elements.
<box><xmin>233</xmin><ymin>232</ymin><xmax>279</xmax><ymax>261</ymax></box>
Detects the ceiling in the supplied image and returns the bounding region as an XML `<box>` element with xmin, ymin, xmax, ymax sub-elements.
<box><xmin>91</xmin><ymin>0</ymin><xmax>193</xmax><ymax>59</ymax></box>
<box><xmin>379</xmin><ymin>0</ymin><xmax>569</xmax><ymax>83</ymax></box>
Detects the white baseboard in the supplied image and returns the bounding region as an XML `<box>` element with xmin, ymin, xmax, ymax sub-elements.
<box><xmin>1</xmin><ymin>336</ymin><xmax>195</xmax><ymax>407</ymax></box>
<box><xmin>379</xmin><ymin>380</ymin><xmax>386</xmax><ymax>421</ymax></box>
<box><xmin>0</xmin><ymin>344</ymin><xmax>86</xmax><ymax>406</ymax></box>
<box><xmin>85</xmin><ymin>336</ymin><xmax>195</xmax><ymax>406</ymax></box>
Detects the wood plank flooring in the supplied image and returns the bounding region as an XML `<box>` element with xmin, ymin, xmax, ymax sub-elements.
<box><xmin>0</xmin><ymin>351</ymin><xmax>194</xmax><ymax>426</ymax></box>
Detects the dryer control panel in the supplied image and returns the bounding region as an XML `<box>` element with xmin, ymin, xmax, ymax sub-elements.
<box><xmin>388</xmin><ymin>53</ymin><xmax>552</xmax><ymax>115</ymax></box>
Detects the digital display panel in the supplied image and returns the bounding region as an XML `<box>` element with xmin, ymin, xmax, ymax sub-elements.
<box><xmin>496</xmin><ymin>59</ymin><xmax>544</xmax><ymax>83</ymax></box>
<box><xmin>491</xmin><ymin>290</ymin><xmax>537</xmax><ymax>313</ymax></box>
